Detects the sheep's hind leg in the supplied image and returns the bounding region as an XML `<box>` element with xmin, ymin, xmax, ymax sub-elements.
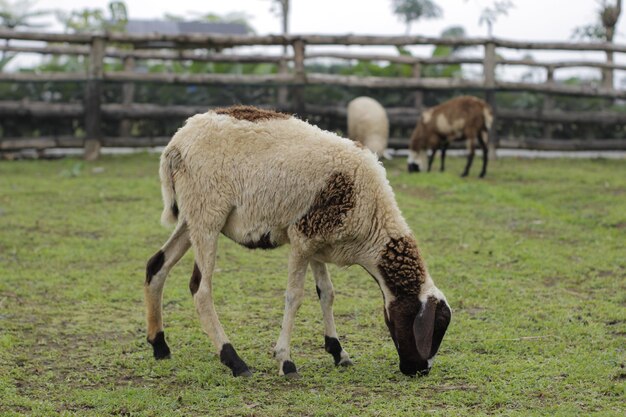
<box><xmin>273</xmin><ymin>251</ymin><xmax>308</xmax><ymax>378</ymax></box>
<box><xmin>478</xmin><ymin>133</ymin><xmax>488</xmax><ymax>178</ymax></box>
<box><xmin>310</xmin><ymin>260</ymin><xmax>353</xmax><ymax>367</ymax></box>
<box><xmin>192</xmin><ymin>232</ymin><xmax>252</xmax><ymax>377</ymax></box>
<box><xmin>145</xmin><ymin>221</ymin><xmax>191</xmax><ymax>359</ymax></box>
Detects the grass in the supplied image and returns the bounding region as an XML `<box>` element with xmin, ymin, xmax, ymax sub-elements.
<box><xmin>0</xmin><ymin>153</ymin><xmax>624</xmax><ymax>416</ymax></box>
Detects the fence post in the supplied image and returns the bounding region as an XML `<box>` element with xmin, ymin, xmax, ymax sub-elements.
<box><xmin>277</xmin><ymin>56</ymin><xmax>289</xmax><ymax>110</ymax></box>
<box><xmin>412</xmin><ymin>62</ymin><xmax>423</xmax><ymax>114</ymax></box>
<box><xmin>542</xmin><ymin>66</ymin><xmax>555</xmax><ymax>139</ymax></box>
<box><xmin>119</xmin><ymin>55</ymin><xmax>135</xmax><ymax>138</ymax></box>
<box><xmin>483</xmin><ymin>41</ymin><xmax>497</xmax><ymax>159</ymax></box>
<box><xmin>602</xmin><ymin>49</ymin><xmax>614</xmax><ymax>92</ymax></box>
<box><xmin>292</xmin><ymin>38</ymin><xmax>306</xmax><ymax>115</ymax></box>
<box><xmin>84</xmin><ymin>35</ymin><xmax>105</xmax><ymax>161</ymax></box>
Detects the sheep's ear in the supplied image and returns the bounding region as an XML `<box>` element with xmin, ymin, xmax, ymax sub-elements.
<box><xmin>413</xmin><ymin>297</ymin><xmax>451</xmax><ymax>360</ymax></box>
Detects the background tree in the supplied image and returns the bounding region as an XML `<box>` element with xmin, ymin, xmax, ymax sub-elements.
<box><xmin>268</xmin><ymin>0</ymin><xmax>289</xmax><ymax>36</ymax></box>
<box><xmin>572</xmin><ymin>0</ymin><xmax>622</xmax><ymax>89</ymax></box>
<box><xmin>266</xmin><ymin>0</ymin><xmax>289</xmax><ymax>55</ymax></box>
<box><xmin>0</xmin><ymin>0</ymin><xmax>49</xmax><ymax>29</ymax></box>
<box><xmin>391</xmin><ymin>0</ymin><xmax>442</xmax><ymax>35</ymax></box>
<box><xmin>478</xmin><ymin>0</ymin><xmax>514</xmax><ymax>37</ymax></box>
<box><xmin>0</xmin><ymin>0</ymin><xmax>50</xmax><ymax>69</ymax></box>
<box><xmin>55</xmin><ymin>0</ymin><xmax>128</xmax><ymax>33</ymax></box>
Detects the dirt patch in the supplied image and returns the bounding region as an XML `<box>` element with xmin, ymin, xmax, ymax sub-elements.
<box><xmin>396</xmin><ymin>183</ymin><xmax>437</xmax><ymax>200</ymax></box>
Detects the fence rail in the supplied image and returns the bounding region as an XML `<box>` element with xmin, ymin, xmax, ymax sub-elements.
<box><xmin>0</xmin><ymin>29</ymin><xmax>625</xmax><ymax>159</ymax></box>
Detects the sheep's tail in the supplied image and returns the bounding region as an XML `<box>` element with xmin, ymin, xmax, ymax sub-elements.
<box><xmin>159</xmin><ymin>147</ymin><xmax>182</xmax><ymax>227</ymax></box>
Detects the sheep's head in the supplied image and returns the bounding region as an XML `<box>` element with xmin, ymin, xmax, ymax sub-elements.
<box><xmin>408</xmin><ymin>123</ymin><xmax>429</xmax><ymax>173</ymax></box>
<box><xmin>384</xmin><ymin>292</ymin><xmax>451</xmax><ymax>376</ymax></box>
<box><xmin>376</xmin><ymin>238</ymin><xmax>451</xmax><ymax>375</ymax></box>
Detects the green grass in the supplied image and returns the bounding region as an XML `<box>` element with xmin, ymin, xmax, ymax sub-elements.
<box><xmin>0</xmin><ymin>154</ymin><xmax>624</xmax><ymax>416</ymax></box>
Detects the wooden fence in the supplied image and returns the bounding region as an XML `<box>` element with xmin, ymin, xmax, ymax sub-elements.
<box><xmin>1</xmin><ymin>29</ymin><xmax>625</xmax><ymax>159</ymax></box>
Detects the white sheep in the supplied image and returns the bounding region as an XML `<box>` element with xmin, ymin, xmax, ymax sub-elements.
<box><xmin>408</xmin><ymin>95</ymin><xmax>494</xmax><ymax>178</ymax></box>
<box><xmin>145</xmin><ymin>105</ymin><xmax>451</xmax><ymax>378</ymax></box>
<box><xmin>347</xmin><ymin>96</ymin><xmax>390</xmax><ymax>159</ymax></box>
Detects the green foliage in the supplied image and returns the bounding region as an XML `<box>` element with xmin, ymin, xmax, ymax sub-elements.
<box><xmin>0</xmin><ymin>154</ymin><xmax>625</xmax><ymax>416</ymax></box>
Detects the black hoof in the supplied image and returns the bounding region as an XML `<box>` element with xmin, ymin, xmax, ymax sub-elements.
<box><xmin>220</xmin><ymin>343</ymin><xmax>251</xmax><ymax>377</ymax></box>
<box><xmin>407</xmin><ymin>163</ymin><xmax>420</xmax><ymax>173</ymax></box>
<box><xmin>235</xmin><ymin>369</ymin><xmax>253</xmax><ymax>378</ymax></box>
<box><xmin>460</xmin><ymin>173</ymin><xmax>469</xmax><ymax>178</ymax></box>
<box><xmin>338</xmin><ymin>358</ymin><xmax>353</xmax><ymax>367</ymax></box>
<box><xmin>282</xmin><ymin>360</ymin><xmax>298</xmax><ymax>376</ymax></box>
<box><xmin>148</xmin><ymin>331</ymin><xmax>171</xmax><ymax>360</ymax></box>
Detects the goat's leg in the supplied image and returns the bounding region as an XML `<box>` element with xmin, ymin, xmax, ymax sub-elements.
<box><xmin>145</xmin><ymin>221</ymin><xmax>191</xmax><ymax>359</ymax></box>
<box><xmin>478</xmin><ymin>132</ymin><xmax>488</xmax><ymax>178</ymax></box>
<box><xmin>192</xmin><ymin>232</ymin><xmax>252</xmax><ymax>377</ymax></box>
<box><xmin>310</xmin><ymin>260</ymin><xmax>353</xmax><ymax>367</ymax></box>
<box><xmin>461</xmin><ymin>139</ymin><xmax>476</xmax><ymax>177</ymax></box>
<box><xmin>273</xmin><ymin>251</ymin><xmax>308</xmax><ymax>377</ymax></box>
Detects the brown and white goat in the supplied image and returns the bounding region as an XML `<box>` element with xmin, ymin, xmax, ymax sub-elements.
<box><xmin>144</xmin><ymin>106</ymin><xmax>451</xmax><ymax>378</ymax></box>
<box><xmin>407</xmin><ymin>96</ymin><xmax>493</xmax><ymax>178</ymax></box>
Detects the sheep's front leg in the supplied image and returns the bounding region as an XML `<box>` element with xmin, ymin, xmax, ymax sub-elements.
<box><xmin>145</xmin><ymin>221</ymin><xmax>191</xmax><ymax>359</ymax></box>
<box><xmin>440</xmin><ymin>142</ymin><xmax>448</xmax><ymax>172</ymax></box>
<box><xmin>192</xmin><ymin>232</ymin><xmax>252</xmax><ymax>377</ymax></box>
<box><xmin>310</xmin><ymin>260</ymin><xmax>353</xmax><ymax>367</ymax></box>
<box><xmin>427</xmin><ymin>148</ymin><xmax>437</xmax><ymax>172</ymax></box>
<box><xmin>461</xmin><ymin>139</ymin><xmax>476</xmax><ymax>177</ymax></box>
<box><xmin>274</xmin><ymin>252</ymin><xmax>308</xmax><ymax>377</ymax></box>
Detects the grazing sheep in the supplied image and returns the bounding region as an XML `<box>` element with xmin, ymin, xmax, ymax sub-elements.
<box><xmin>347</xmin><ymin>96</ymin><xmax>390</xmax><ymax>159</ymax></box>
<box><xmin>145</xmin><ymin>105</ymin><xmax>451</xmax><ymax>378</ymax></box>
<box><xmin>407</xmin><ymin>96</ymin><xmax>493</xmax><ymax>178</ymax></box>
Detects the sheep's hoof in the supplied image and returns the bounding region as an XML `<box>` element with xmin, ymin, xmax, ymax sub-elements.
<box><xmin>338</xmin><ymin>358</ymin><xmax>353</xmax><ymax>367</ymax></box>
<box><xmin>154</xmin><ymin>352</ymin><xmax>171</xmax><ymax>360</ymax></box>
<box><xmin>148</xmin><ymin>331</ymin><xmax>171</xmax><ymax>360</ymax></box>
<box><xmin>460</xmin><ymin>173</ymin><xmax>469</xmax><ymax>178</ymax></box>
<box><xmin>235</xmin><ymin>369</ymin><xmax>253</xmax><ymax>378</ymax></box>
<box><xmin>281</xmin><ymin>360</ymin><xmax>299</xmax><ymax>378</ymax></box>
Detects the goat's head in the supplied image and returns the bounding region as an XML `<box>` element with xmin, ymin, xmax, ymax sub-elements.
<box><xmin>383</xmin><ymin>289</ymin><xmax>451</xmax><ymax>376</ymax></box>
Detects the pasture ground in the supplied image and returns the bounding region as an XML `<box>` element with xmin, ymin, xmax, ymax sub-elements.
<box><xmin>0</xmin><ymin>154</ymin><xmax>624</xmax><ymax>416</ymax></box>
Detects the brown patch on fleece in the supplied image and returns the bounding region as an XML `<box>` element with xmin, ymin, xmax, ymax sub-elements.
<box><xmin>378</xmin><ymin>237</ymin><xmax>427</xmax><ymax>296</ymax></box>
<box><xmin>214</xmin><ymin>105</ymin><xmax>290</xmax><ymax>122</ymax></box>
<box><xmin>296</xmin><ymin>172</ymin><xmax>355</xmax><ymax>238</ymax></box>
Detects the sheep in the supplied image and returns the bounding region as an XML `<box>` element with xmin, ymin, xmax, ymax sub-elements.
<box><xmin>347</xmin><ymin>96</ymin><xmax>390</xmax><ymax>159</ymax></box>
<box><xmin>144</xmin><ymin>105</ymin><xmax>451</xmax><ymax>378</ymax></box>
<box><xmin>407</xmin><ymin>96</ymin><xmax>493</xmax><ymax>178</ymax></box>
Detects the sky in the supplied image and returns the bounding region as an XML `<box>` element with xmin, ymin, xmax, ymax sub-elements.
<box><xmin>13</xmin><ymin>0</ymin><xmax>626</xmax><ymax>82</ymax></box>
<box><xmin>32</xmin><ymin>0</ymin><xmax>625</xmax><ymax>42</ymax></box>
